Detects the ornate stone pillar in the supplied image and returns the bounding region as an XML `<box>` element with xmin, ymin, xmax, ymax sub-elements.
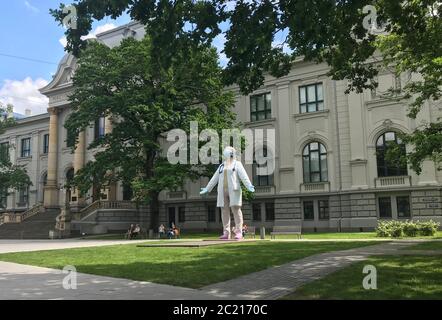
<box><xmin>44</xmin><ymin>108</ymin><xmax>60</xmax><ymax>208</ymax></box>
<box><xmin>70</xmin><ymin>131</ymin><xmax>86</xmax><ymax>209</ymax></box>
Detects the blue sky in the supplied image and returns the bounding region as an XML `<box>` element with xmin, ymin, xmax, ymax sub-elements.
<box><xmin>0</xmin><ymin>1</ymin><xmax>130</xmax><ymax>115</ymax></box>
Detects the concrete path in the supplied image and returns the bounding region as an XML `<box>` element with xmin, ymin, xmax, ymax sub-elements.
<box><xmin>0</xmin><ymin>239</ymin><xmax>148</xmax><ymax>254</ymax></box>
<box><xmin>201</xmin><ymin>241</ymin><xmax>419</xmax><ymax>300</ymax></box>
<box><xmin>0</xmin><ymin>261</ymin><xmax>225</xmax><ymax>300</ymax></box>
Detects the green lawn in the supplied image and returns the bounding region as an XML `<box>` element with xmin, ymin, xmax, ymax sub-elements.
<box><xmin>282</xmin><ymin>255</ymin><xmax>442</xmax><ymax>300</ymax></box>
<box><xmin>0</xmin><ymin>241</ymin><xmax>378</xmax><ymax>289</ymax></box>
<box><xmin>406</xmin><ymin>241</ymin><xmax>442</xmax><ymax>251</ymax></box>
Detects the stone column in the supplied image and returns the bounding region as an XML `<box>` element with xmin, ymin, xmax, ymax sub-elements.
<box><xmin>105</xmin><ymin>116</ymin><xmax>117</xmax><ymax>201</ymax></box>
<box><xmin>44</xmin><ymin>108</ymin><xmax>60</xmax><ymax>208</ymax></box>
<box><xmin>70</xmin><ymin>131</ymin><xmax>86</xmax><ymax>209</ymax></box>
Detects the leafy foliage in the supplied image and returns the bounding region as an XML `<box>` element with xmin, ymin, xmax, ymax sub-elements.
<box><xmin>65</xmin><ymin>36</ymin><xmax>236</xmax><ymax>227</ymax></box>
<box><xmin>52</xmin><ymin>0</ymin><xmax>442</xmax><ymax>173</ymax></box>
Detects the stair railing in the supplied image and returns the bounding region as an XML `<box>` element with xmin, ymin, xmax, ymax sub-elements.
<box><xmin>0</xmin><ymin>204</ymin><xmax>44</xmax><ymax>225</ymax></box>
<box><xmin>77</xmin><ymin>200</ymin><xmax>137</xmax><ymax>221</ymax></box>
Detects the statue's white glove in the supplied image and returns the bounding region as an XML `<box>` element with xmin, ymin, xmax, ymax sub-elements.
<box><xmin>200</xmin><ymin>187</ymin><xmax>209</xmax><ymax>195</ymax></box>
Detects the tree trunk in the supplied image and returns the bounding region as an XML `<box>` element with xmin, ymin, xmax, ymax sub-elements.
<box><xmin>149</xmin><ymin>191</ymin><xmax>160</xmax><ymax>230</ymax></box>
<box><xmin>145</xmin><ymin>147</ymin><xmax>159</xmax><ymax>230</ymax></box>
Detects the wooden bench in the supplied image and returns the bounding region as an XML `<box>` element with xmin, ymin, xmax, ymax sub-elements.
<box><xmin>270</xmin><ymin>225</ymin><xmax>302</xmax><ymax>239</ymax></box>
<box><xmin>244</xmin><ymin>226</ymin><xmax>256</xmax><ymax>239</ymax></box>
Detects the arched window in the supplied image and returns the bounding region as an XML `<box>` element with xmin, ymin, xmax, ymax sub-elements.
<box><xmin>303</xmin><ymin>142</ymin><xmax>328</xmax><ymax>183</ymax></box>
<box><xmin>252</xmin><ymin>146</ymin><xmax>274</xmax><ymax>186</ymax></box>
<box><xmin>376</xmin><ymin>132</ymin><xmax>407</xmax><ymax>177</ymax></box>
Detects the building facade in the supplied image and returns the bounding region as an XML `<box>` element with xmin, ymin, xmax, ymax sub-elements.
<box><xmin>1</xmin><ymin>21</ymin><xmax>441</xmax><ymax>235</ymax></box>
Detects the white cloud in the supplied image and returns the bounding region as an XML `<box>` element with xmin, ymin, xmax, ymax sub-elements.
<box><xmin>59</xmin><ymin>37</ymin><xmax>68</xmax><ymax>48</ymax></box>
<box><xmin>59</xmin><ymin>23</ymin><xmax>118</xmax><ymax>48</ymax></box>
<box><xmin>24</xmin><ymin>1</ymin><xmax>39</xmax><ymax>13</ymax></box>
<box><xmin>0</xmin><ymin>78</ymin><xmax>49</xmax><ymax>116</ymax></box>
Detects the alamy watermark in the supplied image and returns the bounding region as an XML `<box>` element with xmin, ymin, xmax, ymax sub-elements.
<box><xmin>362</xmin><ymin>265</ymin><xmax>377</xmax><ymax>290</ymax></box>
<box><xmin>362</xmin><ymin>5</ymin><xmax>386</xmax><ymax>35</ymax></box>
<box><xmin>62</xmin><ymin>5</ymin><xmax>78</xmax><ymax>30</ymax></box>
<box><xmin>63</xmin><ymin>265</ymin><xmax>77</xmax><ymax>290</ymax></box>
<box><xmin>167</xmin><ymin>121</ymin><xmax>276</xmax><ymax>176</ymax></box>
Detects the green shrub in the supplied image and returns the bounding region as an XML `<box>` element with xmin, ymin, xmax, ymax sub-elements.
<box><xmin>375</xmin><ymin>220</ymin><xmax>391</xmax><ymax>237</ymax></box>
<box><xmin>376</xmin><ymin>219</ymin><xmax>440</xmax><ymax>238</ymax></box>
<box><xmin>376</xmin><ymin>220</ymin><xmax>403</xmax><ymax>238</ymax></box>
<box><xmin>402</xmin><ymin>220</ymin><xmax>419</xmax><ymax>237</ymax></box>
<box><xmin>418</xmin><ymin>220</ymin><xmax>440</xmax><ymax>236</ymax></box>
<box><xmin>390</xmin><ymin>221</ymin><xmax>403</xmax><ymax>238</ymax></box>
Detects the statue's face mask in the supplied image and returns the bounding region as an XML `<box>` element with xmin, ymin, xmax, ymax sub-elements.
<box><xmin>223</xmin><ymin>147</ymin><xmax>235</xmax><ymax>160</ymax></box>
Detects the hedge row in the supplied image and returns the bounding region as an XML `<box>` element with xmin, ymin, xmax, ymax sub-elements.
<box><xmin>376</xmin><ymin>220</ymin><xmax>440</xmax><ymax>238</ymax></box>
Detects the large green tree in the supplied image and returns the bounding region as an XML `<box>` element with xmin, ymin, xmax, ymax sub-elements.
<box><xmin>65</xmin><ymin>36</ymin><xmax>235</xmax><ymax>228</ymax></box>
<box><xmin>0</xmin><ymin>104</ymin><xmax>32</xmax><ymax>208</ymax></box>
<box><xmin>52</xmin><ymin>0</ymin><xmax>442</xmax><ymax>174</ymax></box>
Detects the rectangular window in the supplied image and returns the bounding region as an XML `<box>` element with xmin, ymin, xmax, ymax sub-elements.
<box><xmin>379</xmin><ymin>197</ymin><xmax>392</xmax><ymax>218</ymax></box>
<box><xmin>18</xmin><ymin>187</ymin><xmax>29</xmax><ymax>206</ymax></box>
<box><xmin>250</xmin><ymin>93</ymin><xmax>271</xmax><ymax>122</ymax></box>
<box><xmin>396</xmin><ymin>196</ymin><xmax>411</xmax><ymax>218</ymax></box>
<box><xmin>43</xmin><ymin>134</ymin><xmax>49</xmax><ymax>154</ymax></box>
<box><xmin>94</xmin><ymin>117</ymin><xmax>106</xmax><ymax>140</ymax></box>
<box><xmin>265</xmin><ymin>202</ymin><xmax>275</xmax><ymax>221</ymax></box>
<box><xmin>178</xmin><ymin>206</ymin><xmax>186</xmax><ymax>223</ymax></box>
<box><xmin>303</xmin><ymin>201</ymin><xmax>314</xmax><ymax>220</ymax></box>
<box><xmin>0</xmin><ymin>187</ymin><xmax>8</xmax><ymax>208</ymax></box>
<box><xmin>252</xmin><ymin>165</ymin><xmax>274</xmax><ymax>187</ymax></box>
<box><xmin>299</xmin><ymin>83</ymin><xmax>324</xmax><ymax>113</ymax></box>
<box><xmin>252</xmin><ymin>203</ymin><xmax>262</xmax><ymax>222</ymax></box>
<box><xmin>319</xmin><ymin>200</ymin><xmax>330</xmax><ymax>220</ymax></box>
<box><xmin>208</xmin><ymin>205</ymin><xmax>216</xmax><ymax>222</ymax></box>
<box><xmin>21</xmin><ymin>138</ymin><xmax>31</xmax><ymax>157</ymax></box>
<box><xmin>0</xmin><ymin>142</ymin><xmax>9</xmax><ymax>162</ymax></box>
<box><xmin>253</xmin><ymin>147</ymin><xmax>274</xmax><ymax>187</ymax></box>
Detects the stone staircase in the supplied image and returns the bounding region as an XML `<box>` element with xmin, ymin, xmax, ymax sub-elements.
<box><xmin>0</xmin><ymin>206</ymin><xmax>60</xmax><ymax>239</ymax></box>
<box><xmin>71</xmin><ymin>201</ymin><xmax>143</xmax><ymax>235</ymax></box>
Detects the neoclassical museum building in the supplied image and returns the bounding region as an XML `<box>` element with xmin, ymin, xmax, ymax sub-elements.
<box><xmin>1</xmin><ymin>21</ymin><xmax>441</xmax><ymax>237</ymax></box>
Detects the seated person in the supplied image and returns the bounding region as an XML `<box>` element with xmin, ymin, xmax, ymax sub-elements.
<box><xmin>127</xmin><ymin>224</ymin><xmax>135</xmax><ymax>239</ymax></box>
<box><xmin>242</xmin><ymin>224</ymin><xmax>248</xmax><ymax>237</ymax></box>
<box><xmin>130</xmin><ymin>224</ymin><xmax>141</xmax><ymax>239</ymax></box>
<box><xmin>158</xmin><ymin>224</ymin><xmax>166</xmax><ymax>238</ymax></box>
<box><xmin>167</xmin><ymin>228</ymin><xmax>175</xmax><ymax>239</ymax></box>
<box><xmin>173</xmin><ymin>226</ymin><xmax>180</xmax><ymax>239</ymax></box>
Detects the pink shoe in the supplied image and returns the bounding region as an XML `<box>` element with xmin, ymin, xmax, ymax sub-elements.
<box><xmin>234</xmin><ymin>232</ymin><xmax>243</xmax><ymax>240</ymax></box>
<box><xmin>219</xmin><ymin>233</ymin><xmax>230</xmax><ymax>240</ymax></box>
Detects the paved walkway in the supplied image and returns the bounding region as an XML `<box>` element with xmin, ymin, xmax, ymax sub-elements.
<box><xmin>201</xmin><ymin>241</ymin><xmax>419</xmax><ymax>300</ymax></box>
<box><xmin>0</xmin><ymin>239</ymin><xmax>148</xmax><ymax>254</ymax></box>
<box><xmin>0</xmin><ymin>261</ymin><xmax>223</xmax><ymax>300</ymax></box>
<box><xmin>0</xmin><ymin>239</ymin><xmax>437</xmax><ymax>300</ymax></box>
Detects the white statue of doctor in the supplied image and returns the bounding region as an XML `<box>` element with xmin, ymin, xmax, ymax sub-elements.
<box><xmin>200</xmin><ymin>146</ymin><xmax>255</xmax><ymax>240</ymax></box>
